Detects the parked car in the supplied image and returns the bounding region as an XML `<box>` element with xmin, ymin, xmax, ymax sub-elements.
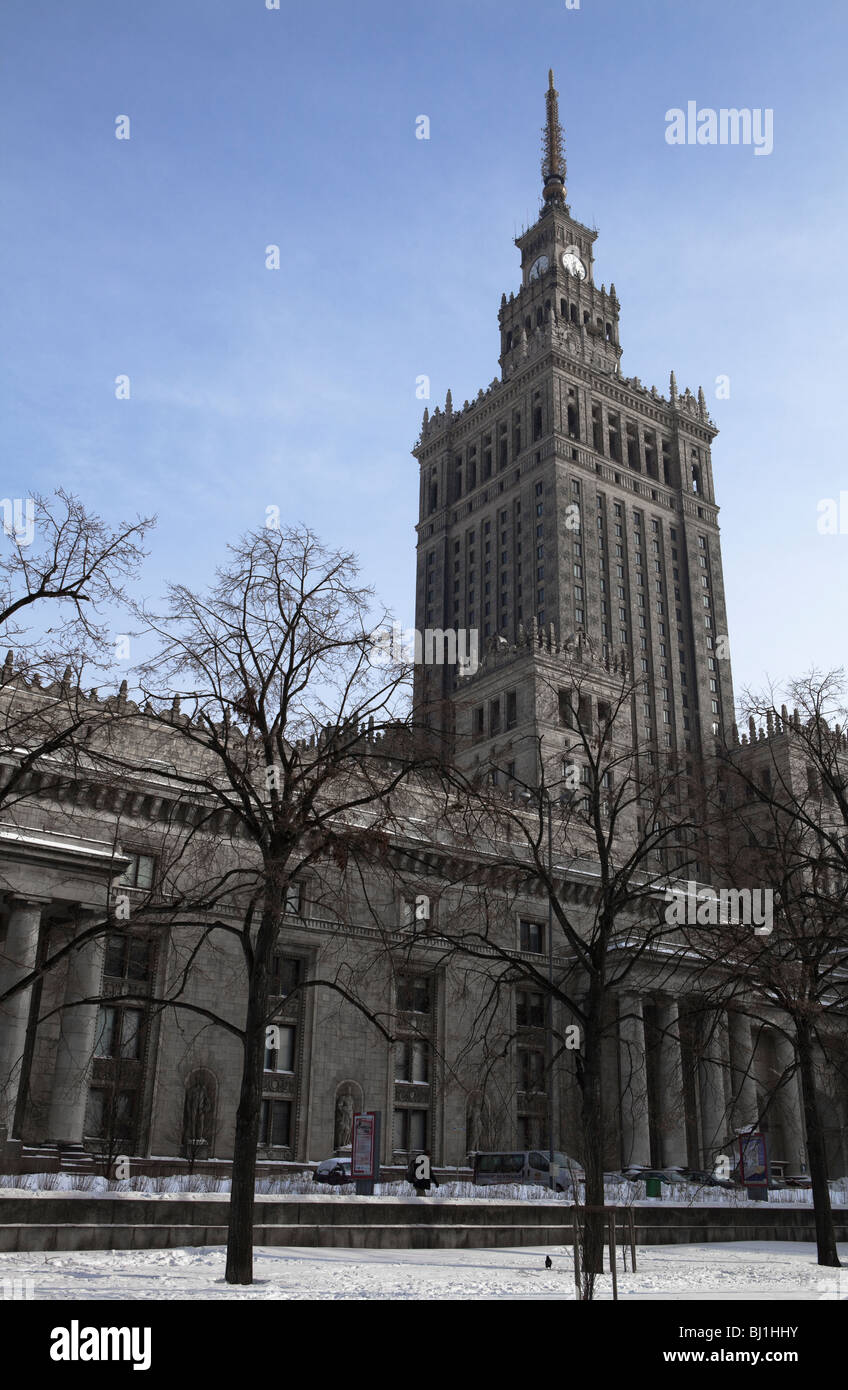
<box><xmin>472</xmin><ymin>1150</ymin><xmax>584</xmax><ymax>1193</ymax></box>
<box><xmin>312</xmin><ymin>1156</ymin><xmax>354</xmax><ymax>1185</ymax></box>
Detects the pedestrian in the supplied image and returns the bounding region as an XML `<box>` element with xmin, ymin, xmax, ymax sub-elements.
<box><xmin>407</xmin><ymin>1151</ymin><xmax>438</xmax><ymax>1195</ymax></box>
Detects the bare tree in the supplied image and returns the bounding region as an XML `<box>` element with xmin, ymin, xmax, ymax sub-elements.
<box><xmin>0</xmin><ymin>488</ymin><xmax>153</xmax><ymax>667</ymax></box>
<box><xmin>392</xmin><ymin>654</ymin><xmax>703</xmax><ymax>1295</ymax></box>
<box><xmin>701</xmin><ymin>670</ymin><xmax>848</xmax><ymax>1267</ymax></box>
<box><xmin>124</xmin><ymin>524</ymin><xmax>425</xmax><ymax>1283</ymax></box>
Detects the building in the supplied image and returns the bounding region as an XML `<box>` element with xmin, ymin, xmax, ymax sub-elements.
<box><xmin>0</xmin><ymin>75</ymin><xmax>844</xmax><ymax>1184</ymax></box>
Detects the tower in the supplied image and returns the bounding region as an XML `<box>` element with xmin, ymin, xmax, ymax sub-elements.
<box><xmin>412</xmin><ymin>73</ymin><xmax>734</xmax><ymax>787</ymax></box>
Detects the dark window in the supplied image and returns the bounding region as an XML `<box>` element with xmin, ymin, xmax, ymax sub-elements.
<box><xmin>84</xmin><ymin>1088</ymin><xmax>136</xmax><ymax>1142</ymax></box>
<box><xmin>270</xmin><ymin>955</ymin><xmax>301</xmax><ymax>998</ymax></box>
<box><xmin>395</xmin><ymin>1040</ymin><xmax>429</xmax><ymax>1084</ymax></box>
<box><xmin>519</xmin><ymin>1047</ymin><xmax>545</xmax><ymax>1093</ymax></box>
<box><xmin>516</xmin><ymin>991</ymin><xmax>545</xmax><ymax>1027</ymax></box>
<box><xmin>520</xmin><ymin>920</ymin><xmax>544</xmax><ymax>953</ymax></box>
<box><xmin>398</xmin><ymin>976</ymin><xmax>432</xmax><ymax>1014</ymax></box>
<box><xmin>117</xmin><ymin>853</ymin><xmax>155</xmax><ymax>891</ymax></box>
<box><xmin>104</xmin><ymin>934</ymin><xmax>153</xmax><ymax>984</ymax></box>
<box><xmin>94</xmin><ymin>1005</ymin><xmax>143</xmax><ymax>1060</ymax></box>
<box><xmin>393</xmin><ymin>1107</ymin><xmax>428</xmax><ymax>1153</ymax></box>
<box><xmin>259</xmin><ymin>1099</ymin><xmax>291</xmax><ymax>1147</ymax></box>
<box><xmin>558</xmin><ymin>689</ymin><xmax>575</xmax><ymax>729</ymax></box>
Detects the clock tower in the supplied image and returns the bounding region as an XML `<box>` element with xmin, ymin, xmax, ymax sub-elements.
<box><xmin>412</xmin><ymin>72</ymin><xmax>735</xmax><ymax>789</ymax></box>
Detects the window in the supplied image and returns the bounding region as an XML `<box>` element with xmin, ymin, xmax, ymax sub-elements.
<box><xmin>396</xmin><ymin>1040</ymin><xmax>429</xmax><ymax>1084</ymax></box>
<box><xmin>117</xmin><ymin>853</ymin><xmax>155</xmax><ymax>891</ymax></box>
<box><xmin>85</xmin><ymin>1088</ymin><xmax>136</xmax><ymax>1142</ymax></box>
<box><xmin>519</xmin><ymin>1048</ymin><xmax>546</xmax><ymax>1093</ymax></box>
<box><xmin>516</xmin><ymin>990</ymin><xmax>545</xmax><ymax>1027</ymax></box>
<box><xmin>397</xmin><ymin>976</ymin><xmax>432</xmax><ymax>1014</ymax></box>
<box><xmin>270</xmin><ymin>955</ymin><xmax>301</xmax><ymax>998</ymax></box>
<box><xmin>520</xmin><ymin>920</ymin><xmax>544</xmax><ymax>953</ymax></box>
<box><xmin>94</xmin><ymin>1005</ymin><xmax>143</xmax><ymax>1060</ymax></box>
<box><xmin>506</xmin><ymin>690</ymin><xmax>517</xmax><ymax>730</ymax></box>
<box><xmin>394</xmin><ymin>1107</ymin><xmax>428</xmax><ymax>1153</ymax></box>
<box><xmin>264</xmin><ymin>1024</ymin><xmax>296</xmax><ymax>1073</ymax></box>
<box><xmin>259</xmin><ymin>1098</ymin><xmax>292</xmax><ymax>1147</ymax></box>
<box><xmin>104</xmin><ymin>934</ymin><xmax>153</xmax><ymax>984</ymax></box>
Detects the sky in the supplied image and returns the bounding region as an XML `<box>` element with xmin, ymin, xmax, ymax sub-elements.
<box><xmin>1</xmin><ymin>0</ymin><xmax>846</xmax><ymax>706</ymax></box>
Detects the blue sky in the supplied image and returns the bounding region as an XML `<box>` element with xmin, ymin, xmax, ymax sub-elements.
<box><xmin>1</xmin><ymin>0</ymin><xmax>846</xmax><ymax>704</ymax></box>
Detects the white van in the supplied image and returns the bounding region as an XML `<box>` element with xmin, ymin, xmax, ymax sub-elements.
<box><xmin>472</xmin><ymin>1150</ymin><xmax>584</xmax><ymax>1193</ymax></box>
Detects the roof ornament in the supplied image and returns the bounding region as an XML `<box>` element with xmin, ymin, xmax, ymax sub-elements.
<box><xmin>541</xmin><ymin>70</ymin><xmax>567</xmax><ymax>206</ymax></box>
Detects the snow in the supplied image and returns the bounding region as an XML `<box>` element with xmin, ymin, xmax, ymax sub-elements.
<box><xmin>1</xmin><ymin>1171</ymin><xmax>843</xmax><ymax>1206</ymax></box>
<box><xmin>0</xmin><ymin>1242</ymin><xmax>845</xmax><ymax>1300</ymax></box>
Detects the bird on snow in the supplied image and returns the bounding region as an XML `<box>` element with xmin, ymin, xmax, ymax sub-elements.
<box><xmin>544</xmin><ymin>1255</ymin><xmax>553</xmax><ymax>1269</ymax></box>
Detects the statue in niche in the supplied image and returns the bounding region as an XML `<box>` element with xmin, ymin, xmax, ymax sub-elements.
<box><xmin>183</xmin><ymin>1074</ymin><xmax>213</xmax><ymax>1150</ymax></box>
<box><xmin>334</xmin><ymin>1092</ymin><xmax>355</xmax><ymax>1151</ymax></box>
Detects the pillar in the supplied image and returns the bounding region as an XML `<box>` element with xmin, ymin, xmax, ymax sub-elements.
<box><xmin>773</xmin><ymin>1032</ymin><xmax>806</xmax><ymax>1175</ymax></box>
<box><xmin>0</xmin><ymin>897</ymin><xmax>46</xmax><ymax>1137</ymax></box>
<box><xmin>47</xmin><ymin>928</ymin><xmax>105</xmax><ymax>1145</ymax></box>
<box><xmin>728</xmin><ymin>1009</ymin><xmax>759</xmax><ymax>1134</ymax></box>
<box><xmin>698</xmin><ymin>1009</ymin><xmax>730</xmax><ymax>1167</ymax></box>
<box><xmin>655</xmin><ymin>999</ymin><xmax>688</xmax><ymax>1167</ymax></box>
<box><xmin>619</xmin><ymin>993</ymin><xmax>651</xmax><ymax>1166</ymax></box>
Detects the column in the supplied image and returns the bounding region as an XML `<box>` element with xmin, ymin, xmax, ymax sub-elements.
<box><xmin>0</xmin><ymin>897</ymin><xmax>46</xmax><ymax>1137</ymax></box>
<box><xmin>47</xmin><ymin>927</ymin><xmax>105</xmax><ymax>1145</ymax></box>
<box><xmin>655</xmin><ymin>999</ymin><xmax>688</xmax><ymax>1167</ymax></box>
<box><xmin>773</xmin><ymin>1033</ymin><xmax>806</xmax><ymax>1175</ymax></box>
<box><xmin>698</xmin><ymin>1009</ymin><xmax>730</xmax><ymax>1166</ymax></box>
<box><xmin>619</xmin><ymin>993</ymin><xmax>651</xmax><ymax>1166</ymax></box>
<box><xmin>728</xmin><ymin>1009</ymin><xmax>759</xmax><ymax>1134</ymax></box>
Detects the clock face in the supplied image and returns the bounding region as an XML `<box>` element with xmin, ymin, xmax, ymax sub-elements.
<box><xmin>528</xmin><ymin>255</ymin><xmax>549</xmax><ymax>281</ymax></box>
<box><xmin>562</xmin><ymin>250</ymin><xmax>586</xmax><ymax>280</ymax></box>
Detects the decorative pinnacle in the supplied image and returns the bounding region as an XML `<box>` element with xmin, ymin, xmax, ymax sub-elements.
<box><xmin>541</xmin><ymin>69</ymin><xmax>566</xmax><ymax>205</ymax></box>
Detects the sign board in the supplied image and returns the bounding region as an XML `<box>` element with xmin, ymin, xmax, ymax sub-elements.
<box><xmin>738</xmin><ymin>1132</ymin><xmax>768</xmax><ymax>1186</ymax></box>
<box><xmin>351</xmin><ymin>1112</ymin><xmax>380</xmax><ymax>1181</ymax></box>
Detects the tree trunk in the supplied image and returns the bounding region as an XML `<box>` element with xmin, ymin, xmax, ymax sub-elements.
<box><xmin>579</xmin><ymin>1004</ymin><xmax>606</xmax><ymax>1293</ymax></box>
<box><xmin>224</xmin><ymin>1007</ymin><xmax>265</xmax><ymax>1284</ymax></box>
<box><xmin>225</xmin><ymin>896</ymin><xmax>279</xmax><ymax>1285</ymax></box>
<box><xmin>796</xmin><ymin>1021</ymin><xmax>841</xmax><ymax>1268</ymax></box>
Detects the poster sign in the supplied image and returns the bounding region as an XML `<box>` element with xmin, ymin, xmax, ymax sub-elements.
<box><xmin>351</xmin><ymin>1112</ymin><xmax>379</xmax><ymax>1181</ymax></box>
<box><xmin>738</xmin><ymin>1132</ymin><xmax>768</xmax><ymax>1186</ymax></box>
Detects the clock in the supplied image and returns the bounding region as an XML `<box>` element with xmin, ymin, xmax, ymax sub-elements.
<box><xmin>562</xmin><ymin>250</ymin><xmax>586</xmax><ymax>280</ymax></box>
<box><xmin>528</xmin><ymin>255</ymin><xmax>549</xmax><ymax>281</ymax></box>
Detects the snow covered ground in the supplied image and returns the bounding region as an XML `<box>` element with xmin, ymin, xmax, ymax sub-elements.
<box><xmin>0</xmin><ymin>1242</ymin><xmax>846</xmax><ymax>1300</ymax></box>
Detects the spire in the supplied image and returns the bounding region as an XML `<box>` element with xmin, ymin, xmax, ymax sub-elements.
<box><xmin>541</xmin><ymin>69</ymin><xmax>566</xmax><ymax>205</ymax></box>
